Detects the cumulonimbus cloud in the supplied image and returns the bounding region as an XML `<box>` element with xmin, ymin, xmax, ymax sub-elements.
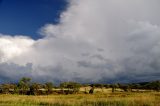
<box><xmin>0</xmin><ymin>0</ymin><xmax>160</xmax><ymax>83</ymax></box>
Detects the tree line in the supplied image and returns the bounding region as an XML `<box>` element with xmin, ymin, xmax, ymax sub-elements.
<box><xmin>89</xmin><ymin>81</ymin><xmax>160</xmax><ymax>92</ymax></box>
<box><xmin>0</xmin><ymin>77</ymin><xmax>160</xmax><ymax>95</ymax></box>
<box><xmin>0</xmin><ymin>77</ymin><xmax>82</xmax><ymax>95</ymax></box>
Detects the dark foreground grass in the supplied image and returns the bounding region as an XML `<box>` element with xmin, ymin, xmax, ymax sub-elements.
<box><xmin>0</xmin><ymin>92</ymin><xmax>160</xmax><ymax>106</ymax></box>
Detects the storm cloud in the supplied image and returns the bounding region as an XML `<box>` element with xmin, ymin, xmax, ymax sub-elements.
<box><xmin>0</xmin><ymin>0</ymin><xmax>160</xmax><ymax>83</ymax></box>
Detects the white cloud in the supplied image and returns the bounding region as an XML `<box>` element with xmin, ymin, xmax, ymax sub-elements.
<box><xmin>0</xmin><ymin>34</ymin><xmax>35</xmax><ymax>63</ymax></box>
<box><xmin>0</xmin><ymin>0</ymin><xmax>160</xmax><ymax>83</ymax></box>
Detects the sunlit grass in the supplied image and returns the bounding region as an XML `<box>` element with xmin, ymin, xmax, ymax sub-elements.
<box><xmin>0</xmin><ymin>91</ymin><xmax>160</xmax><ymax>106</ymax></box>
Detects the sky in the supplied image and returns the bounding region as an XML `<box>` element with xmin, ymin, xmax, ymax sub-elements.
<box><xmin>0</xmin><ymin>0</ymin><xmax>160</xmax><ymax>84</ymax></box>
<box><xmin>0</xmin><ymin>0</ymin><xmax>68</xmax><ymax>39</ymax></box>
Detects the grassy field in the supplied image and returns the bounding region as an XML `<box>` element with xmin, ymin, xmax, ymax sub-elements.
<box><xmin>0</xmin><ymin>91</ymin><xmax>160</xmax><ymax>106</ymax></box>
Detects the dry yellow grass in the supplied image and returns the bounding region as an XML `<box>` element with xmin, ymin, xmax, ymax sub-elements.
<box><xmin>0</xmin><ymin>91</ymin><xmax>160</xmax><ymax>106</ymax></box>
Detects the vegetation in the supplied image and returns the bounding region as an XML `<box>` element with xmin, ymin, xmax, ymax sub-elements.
<box><xmin>18</xmin><ymin>77</ymin><xmax>31</xmax><ymax>94</ymax></box>
<box><xmin>0</xmin><ymin>77</ymin><xmax>160</xmax><ymax>105</ymax></box>
<box><xmin>0</xmin><ymin>92</ymin><xmax>159</xmax><ymax>106</ymax></box>
<box><xmin>60</xmin><ymin>82</ymin><xmax>81</xmax><ymax>94</ymax></box>
<box><xmin>0</xmin><ymin>77</ymin><xmax>160</xmax><ymax>95</ymax></box>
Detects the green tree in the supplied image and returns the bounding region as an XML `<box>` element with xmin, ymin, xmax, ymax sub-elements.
<box><xmin>120</xmin><ymin>85</ymin><xmax>131</xmax><ymax>92</ymax></box>
<box><xmin>0</xmin><ymin>84</ymin><xmax>16</xmax><ymax>94</ymax></box>
<box><xmin>30</xmin><ymin>83</ymin><xmax>42</xmax><ymax>95</ymax></box>
<box><xmin>45</xmin><ymin>82</ymin><xmax>54</xmax><ymax>94</ymax></box>
<box><xmin>18</xmin><ymin>77</ymin><xmax>31</xmax><ymax>94</ymax></box>
<box><xmin>150</xmin><ymin>81</ymin><xmax>160</xmax><ymax>91</ymax></box>
<box><xmin>60</xmin><ymin>82</ymin><xmax>68</xmax><ymax>94</ymax></box>
<box><xmin>60</xmin><ymin>82</ymin><xmax>81</xmax><ymax>94</ymax></box>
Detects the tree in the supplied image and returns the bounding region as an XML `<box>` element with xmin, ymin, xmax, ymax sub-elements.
<box><xmin>0</xmin><ymin>84</ymin><xmax>16</xmax><ymax>94</ymax></box>
<box><xmin>104</xmin><ymin>84</ymin><xmax>110</xmax><ymax>88</ymax></box>
<box><xmin>60</xmin><ymin>82</ymin><xmax>81</xmax><ymax>94</ymax></box>
<box><xmin>149</xmin><ymin>81</ymin><xmax>160</xmax><ymax>91</ymax></box>
<box><xmin>45</xmin><ymin>82</ymin><xmax>54</xmax><ymax>94</ymax></box>
<box><xmin>60</xmin><ymin>82</ymin><xmax>68</xmax><ymax>94</ymax></box>
<box><xmin>70</xmin><ymin>82</ymin><xmax>81</xmax><ymax>93</ymax></box>
<box><xmin>91</xmin><ymin>84</ymin><xmax>104</xmax><ymax>92</ymax></box>
<box><xmin>30</xmin><ymin>83</ymin><xmax>42</xmax><ymax>95</ymax></box>
<box><xmin>60</xmin><ymin>82</ymin><xmax>68</xmax><ymax>88</ymax></box>
<box><xmin>120</xmin><ymin>85</ymin><xmax>131</xmax><ymax>92</ymax></box>
<box><xmin>18</xmin><ymin>77</ymin><xmax>31</xmax><ymax>94</ymax></box>
<box><xmin>89</xmin><ymin>86</ymin><xmax>95</xmax><ymax>94</ymax></box>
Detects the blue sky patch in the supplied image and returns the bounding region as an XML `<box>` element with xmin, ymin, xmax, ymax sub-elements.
<box><xmin>0</xmin><ymin>0</ymin><xmax>68</xmax><ymax>39</ymax></box>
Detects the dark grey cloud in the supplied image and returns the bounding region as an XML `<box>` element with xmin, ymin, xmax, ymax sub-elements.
<box><xmin>0</xmin><ymin>63</ymin><xmax>32</xmax><ymax>83</ymax></box>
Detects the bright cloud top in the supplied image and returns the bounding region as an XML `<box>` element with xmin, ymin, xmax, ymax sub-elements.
<box><xmin>0</xmin><ymin>35</ymin><xmax>35</xmax><ymax>63</ymax></box>
<box><xmin>0</xmin><ymin>0</ymin><xmax>160</xmax><ymax>83</ymax></box>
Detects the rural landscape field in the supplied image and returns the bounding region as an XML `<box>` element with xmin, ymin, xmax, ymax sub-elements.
<box><xmin>1</xmin><ymin>0</ymin><xmax>160</xmax><ymax>106</ymax></box>
<box><xmin>0</xmin><ymin>77</ymin><xmax>160</xmax><ymax>106</ymax></box>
